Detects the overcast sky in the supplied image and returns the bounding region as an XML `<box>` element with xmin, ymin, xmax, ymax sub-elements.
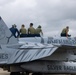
<box><xmin>0</xmin><ymin>0</ymin><xmax>76</xmax><ymax>37</ymax></box>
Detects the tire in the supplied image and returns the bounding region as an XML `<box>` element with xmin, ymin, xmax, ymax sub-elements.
<box><xmin>32</xmin><ymin>73</ymin><xmax>42</xmax><ymax>75</ymax></box>
<box><xmin>10</xmin><ymin>72</ymin><xmax>20</xmax><ymax>75</ymax></box>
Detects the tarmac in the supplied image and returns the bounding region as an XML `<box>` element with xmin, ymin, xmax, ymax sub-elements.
<box><xmin>0</xmin><ymin>68</ymin><xmax>10</xmax><ymax>75</ymax></box>
<box><xmin>0</xmin><ymin>68</ymin><xmax>72</xmax><ymax>75</ymax></box>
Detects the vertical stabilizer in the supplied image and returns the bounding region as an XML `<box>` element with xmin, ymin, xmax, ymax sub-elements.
<box><xmin>0</xmin><ymin>17</ymin><xmax>18</xmax><ymax>44</ymax></box>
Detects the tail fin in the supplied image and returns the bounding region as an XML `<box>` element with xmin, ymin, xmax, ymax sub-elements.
<box><xmin>0</xmin><ymin>17</ymin><xmax>18</xmax><ymax>44</ymax></box>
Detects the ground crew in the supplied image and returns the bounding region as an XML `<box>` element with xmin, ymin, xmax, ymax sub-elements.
<box><xmin>20</xmin><ymin>24</ymin><xmax>27</xmax><ymax>37</ymax></box>
<box><xmin>60</xmin><ymin>26</ymin><xmax>71</xmax><ymax>37</ymax></box>
<box><xmin>10</xmin><ymin>24</ymin><xmax>20</xmax><ymax>38</ymax></box>
<box><xmin>35</xmin><ymin>25</ymin><xmax>43</xmax><ymax>37</ymax></box>
<box><xmin>28</xmin><ymin>23</ymin><xmax>35</xmax><ymax>37</ymax></box>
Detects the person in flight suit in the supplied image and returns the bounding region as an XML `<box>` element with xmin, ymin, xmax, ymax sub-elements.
<box><xmin>10</xmin><ymin>24</ymin><xmax>20</xmax><ymax>38</ymax></box>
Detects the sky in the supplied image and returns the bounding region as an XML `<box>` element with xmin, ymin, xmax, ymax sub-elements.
<box><xmin>0</xmin><ymin>0</ymin><xmax>76</xmax><ymax>37</ymax></box>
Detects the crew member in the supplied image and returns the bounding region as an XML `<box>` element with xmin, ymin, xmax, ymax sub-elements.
<box><xmin>10</xmin><ymin>24</ymin><xmax>20</xmax><ymax>38</ymax></box>
<box><xmin>28</xmin><ymin>23</ymin><xmax>35</xmax><ymax>37</ymax></box>
<box><xmin>35</xmin><ymin>25</ymin><xmax>43</xmax><ymax>37</ymax></box>
<box><xmin>61</xmin><ymin>26</ymin><xmax>71</xmax><ymax>37</ymax></box>
<box><xmin>20</xmin><ymin>24</ymin><xmax>27</xmax><ymax>37</ymax></box>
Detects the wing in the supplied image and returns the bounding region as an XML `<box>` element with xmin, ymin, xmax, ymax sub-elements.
<box><xmin>8</xmin><ymin>44</ymin><xmax>58</xmax><ymax>64</ymax></box>
<box><xmin>6</xmin><ymin>42</ymin><xmax>76</xmax><ymax>64</ymax></box>
<box><xmin>8</xmin><ymin>44</ymin><xmax>75</xmax><ymax>63</ymax></box>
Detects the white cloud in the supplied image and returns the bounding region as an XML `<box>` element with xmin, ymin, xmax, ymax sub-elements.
<box><xmin>0</xmin><ymin>0</ymin><xmax>16</xmax><ymax>6</ymax></box>
<box><xmin>0</xmin><ymin>0</ymin><xmax>76</xmax><ymax>37</ymax></box>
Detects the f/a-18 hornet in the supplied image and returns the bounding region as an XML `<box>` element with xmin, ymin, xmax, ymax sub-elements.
<box><xmin>0</xmin><ymin>17</ymin><xmax>76</xmax><ymax>75</ymax></box>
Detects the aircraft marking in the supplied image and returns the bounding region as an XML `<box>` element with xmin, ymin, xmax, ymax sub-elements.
<box><xmin>47</xmin><ymin>37</ymin><xmax>76</xmax><ymax>46</ymax></box>
<box><xmin>10</xmin><ymin>46</ymin><xmax>57</xmax><ymax>63</ymax></box>
<box><xmin>47</xmin><ymin>65</ymin><xmax>76</xmax><ymax>71</ymax></box>
<box><xmin>0</xmin><ymin>53</ymin><xmax>8</xmax><ymax>59</ymax></box>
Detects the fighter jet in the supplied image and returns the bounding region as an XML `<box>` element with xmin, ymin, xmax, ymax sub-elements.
<box><xmin>0</xmin><ymin>16</ymin><xmax>76</xmax><ymax>75</ymax></box>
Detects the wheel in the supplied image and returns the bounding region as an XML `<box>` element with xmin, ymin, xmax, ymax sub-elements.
<box><xmin>10</xmin><ymin>72</ymin><xmax>20</xmax><ymax>75</ymax></box>
<box><xmin>26</xmin><ymin>72</ymin><xmax>29</xmax><ymax>75</ymax></box>
<box><xmin>21</xmin><ymin>72</ymin><xmax>29</xmax><ymax>75</ymax></box>
<box><xmin>21</xmin><ymin>72</ymin><xmax>26</xmax><ymax>75</ymax></box>
<box><xmin>32</xmin><ymin>73</ymin><xmax>42</xmax><ymax>75</ymax></box>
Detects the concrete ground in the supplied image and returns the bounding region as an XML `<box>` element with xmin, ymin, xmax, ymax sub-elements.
<box><xmin>0</xmin><ymin>68</ymin><xmax>10</xmax><ymax>75</ymax></box>
<box><xmin>0</xmin><ymin>68</ymin><xmax>73</xmax><ymax>75</ymax></box>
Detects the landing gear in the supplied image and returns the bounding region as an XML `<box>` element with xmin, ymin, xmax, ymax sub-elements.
<box><xmin>10</xmin><ymin>72</ymin><xmax>30</xmax><ymax>75</ymax></box>
<box><xmin>32</xmin><ymin>73</ymin><xmax>42</xmax><ymax>75</ymax></box>
<box><xmin>21</xmin><ymin>72</ymin><xmax>29</xmax><ymax>75</ymax></box>
<box><xmin>25</xmin><ymin>72</ymin><xmax>29</xmax><ymax>75</ymax></box>
<box><xmin>10</xmin><ymin>72</ymin><xmax>20</xmax><ymax>75</ymax></box>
